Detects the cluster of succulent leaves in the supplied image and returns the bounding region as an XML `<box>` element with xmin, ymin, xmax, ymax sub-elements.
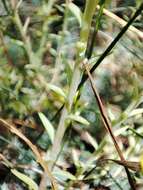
<box><xmin>0</xmin><ymin>0</ymin><xmax>143</xmax><ymax>189</ymax></box>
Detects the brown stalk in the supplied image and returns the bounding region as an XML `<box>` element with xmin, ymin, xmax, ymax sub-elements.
<box><xmin>83</xmin><ymin>60</ymin><xmax>136</xmax><ymax>190</ymax></box>
<box><xmin>96</xmin><ymin>5</ymin><xmax>143</xmax><ymax>40</ymax></box>
<box><xmin>98</xmin><ymin>159</ymin><xmax>141</xmax><ymax>172</ymax></box>
<box><xmin>0</xmin><ymin>118</ymin><xmax>58</xmax><ymax>190</ymax></box>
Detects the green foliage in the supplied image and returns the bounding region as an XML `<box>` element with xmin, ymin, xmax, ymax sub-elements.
<box><xmin>0</xmin><ymin>0</ymin><xmax>143</xmax><ymax>189</ymax></box>
<box><xmin>11</xmin><ymin>169</ymin><xmax>38</xmax><ymax>190</ymax></box>
<box><xmin>38</xmin><ymin>112</ymin><xmax>55</xmax><ymax>144</ymax></box>
<box><xmin>67</xmin><ymin>2</ymin><xmax>82</xmax><ymax>27</ymax></box>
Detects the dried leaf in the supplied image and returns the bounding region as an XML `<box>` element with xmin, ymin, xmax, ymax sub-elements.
<box><xmin>0</xmin><ymin>118</ymin><xmax>58</xmax><ymax>190</ymax></box>
<box><xmin>98</xmin><ymin>159</ymin><xmax>141</xmax><ymax>172</ymax></box>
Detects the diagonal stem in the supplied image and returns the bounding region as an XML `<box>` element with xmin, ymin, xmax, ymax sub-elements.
<box><xmin>50</xmin><ymin>0</ymin><xmax>99</xmax><ymax>168</ymax></box>
<box><xmin>78</xmin><ymin>2</ymin><xmax>143</xmax><ymax>90</ymax></box>
<box><xmin>83</xmin><ymin>60</ymin><xmax>136</xmax><ymax>190</ymax></box>
<box><xmin>53</xmin><ymin>2</ymin><xmax>143</xmax><ymax>122</ymax></box>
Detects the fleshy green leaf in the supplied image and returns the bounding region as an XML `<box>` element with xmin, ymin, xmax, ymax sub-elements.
<box><xmin>11</xmin><ymin>169</ymin><xmax>38</xmax><ymax>190</ymax></box>
<box><xmin>67</xmin><ymin>2</ymin><xmax>82</xmax><ymax>27</ymax></box>
<box><xmin>83</xmin><ymin>132</ymin><xmax>98</xmax><ymax>150</ymax></box>
<box><xmin>1</xmin><ymin>183</ymin><xmax>9</xmax><ymax>190</ymax></box>
<box><xmin>67</xmin><ymin>114</ymin><xmax>90</xmax><ymax>126</ymax></box>
<box><xmin>129</xmin><ymin>108</ymin><xmax>143</xmax><ymax>117</ymax></box>
<box><xmin>54</xmin><ymin>169</ymin><xmax>76</xmax><ymax>181</ymax></box>
<box><xmin>38</xmin><ymin>112</ymin><xmax>55</xmax><ymax>144</ymax></box>
<box><xmin>47</xmin><ymin>83</ymin><xmax>66</xmax><ymax>99</ymax></box>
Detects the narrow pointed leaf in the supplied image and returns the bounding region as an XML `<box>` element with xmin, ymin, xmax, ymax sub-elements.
<box><xmin>38</xmin><ymin>112</ymin><xmax>55</xmax><ymax>144</ymax></box>
<box><xmin>54</xmin><ymin>169</ymin><xmax>76</xmax><ymax>181</ymax></box>
<box><xmin>67</xmin><ymin>2</ymin><xmax>82</xmax><ymax>27</ymax></box>
<box><xmin>67</xmin><ymin>114</ymin><xmax>90</xmax><ymax>126</ymax></box>
<box><xmin>11</xmin><ymin>169</ymin><xmax>38</xmax><ymax>190</ymax></box>
<box><xmin>47</xmin><ymin>83</ymin><xmax>66</xmax><ymax>99</ymax></box>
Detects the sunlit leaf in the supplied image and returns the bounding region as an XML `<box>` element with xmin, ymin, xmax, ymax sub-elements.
<box><xmin>38</xmin><ymin>112</ymin><xmax>55</xmax><ymax>144</ymax></box>
<box><xmin>11</xmin><ymin>169</ymin><xmax>38</xmax><ymax>190</ymax></box>
<box><xmin>1</xmin><ymin>183</ymin><xmax>9</xmax><ymax>190</ymax></box>
<box><xmin>129</xmin><ymin>108</ymin><xmax>143</xmax><ymax>117</ymax></box>
<box><xmin>47</xmin><ymin>83</ymin><xmax>66</xmax><ymax>99</ymax></box>
<box><xmin>72</xmin><ymin>149</ymin><xmax>80</xmax><ymax>167</ymax></box>
<box><xmin>114</xmin><ymin>125</ymin><xmax>129</xmax><ymax>136</ymax></box>
<box><xmin>67</xmin><ymin>114</ymin><xmax>90</xmax><ymax>126</ymax></box>
<box><xmin>67</xmin><ymin>2</ymin><xmax>82</xmax><ymax>27</ymax></box>
<box><xmin>54</xmin><ymin>169</ymin><xmax>76</xmax><ymax>181</ymax></box>
<box><xmin>83</xmin><ymin>132</ymin><xmax>98</xmax><ymax>150</ymax></box>
<box><xmin>136</xmin><ymin>0</ymin><xmax>142</xmax><ymax>7</ymax></box>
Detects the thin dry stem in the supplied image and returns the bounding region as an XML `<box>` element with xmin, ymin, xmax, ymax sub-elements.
<box><xmin>0</xmin><ymin>118</ymin><xmax>58</xmax><ymax>190</ymax></box>
<box><xmin>97</xmin><ymin>5</ymin><xmax>143</xmax><ymax>40</ymax></box>
<box><xmin>83</xmin><ymin>60</ymin><xmax>136</xmax><ymax>190</ymax></box>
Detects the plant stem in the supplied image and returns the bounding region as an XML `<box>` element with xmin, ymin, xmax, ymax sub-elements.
<box><xmin>52</xmin><ymin>2</ymin><xmax>143</xmax><ymax>125</ymax></box>
<box><xmin>78</xmin><ymin>2</ymin><xmax>143</xmax><ymax>89</ymax></box>
<box><xmin>50</xmin><ymin>0</ymin><xmax>99</xmax><ymax>168</ymax></box>
<box><xmin>80</xmin><ymin>0</ymin><xmax>99</xmax><ymax>45</ymax></box>
<box><xmin>50</xmin><ymin>63</ymin><xmax>81</xmax><ymax>164</ymax></box>
<box><xmin>7</xmin><ymin>5</ymin><xmax>58</xmax><ymax>188</ymax></box>
<box><xmin>83</xmin><ymin>61</ymin><xmax>136</xmax><ymax>190</ymax></box>
<box><xmin>13</xmin><ymin>7</ymin><xmax>41</xmax><ymax>68</ymax></box>
<box><xmin>38</xmin><ymin>0</ymin><xmax>57</xmax><ymax>57</ymax></box>
<box><xmin>14</xmin><ymin>12</ymin><xmax>33</xmax><ymax>60</ymax></box>
<box><xmin>51</xmin><ymin>0</ymin><xmax>69</xmax><ymax>84</ymax></box>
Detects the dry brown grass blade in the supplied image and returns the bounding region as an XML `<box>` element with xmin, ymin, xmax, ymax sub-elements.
<box><xmin>83</xmin><ymin>60</ymin><xmax>136</xmax><ymax>190</ymax></box>
<box><xmin>83</xmin><ymin>61</ymin><xmax>124</xmax><ymax>161</ymax></box>
<box><xmin>97</xmin><ymin>5</ymin><xmax>143</xmax><ymax>40</ymax></box>
<box><xmin>0</xmin><ymin>118</ymin><xmax>58</xmax><ymax>190</ymax></box>
<box><xmin>98</xmin><ymin>159</ymin><xmax>141</xmax><ymax>172</ymax></box>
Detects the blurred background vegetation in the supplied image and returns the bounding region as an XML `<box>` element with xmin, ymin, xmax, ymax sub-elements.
<box><xmin>0</xmin><ymin>0</ymin><xmax>143</xmax><ymax>189</ymax></box>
